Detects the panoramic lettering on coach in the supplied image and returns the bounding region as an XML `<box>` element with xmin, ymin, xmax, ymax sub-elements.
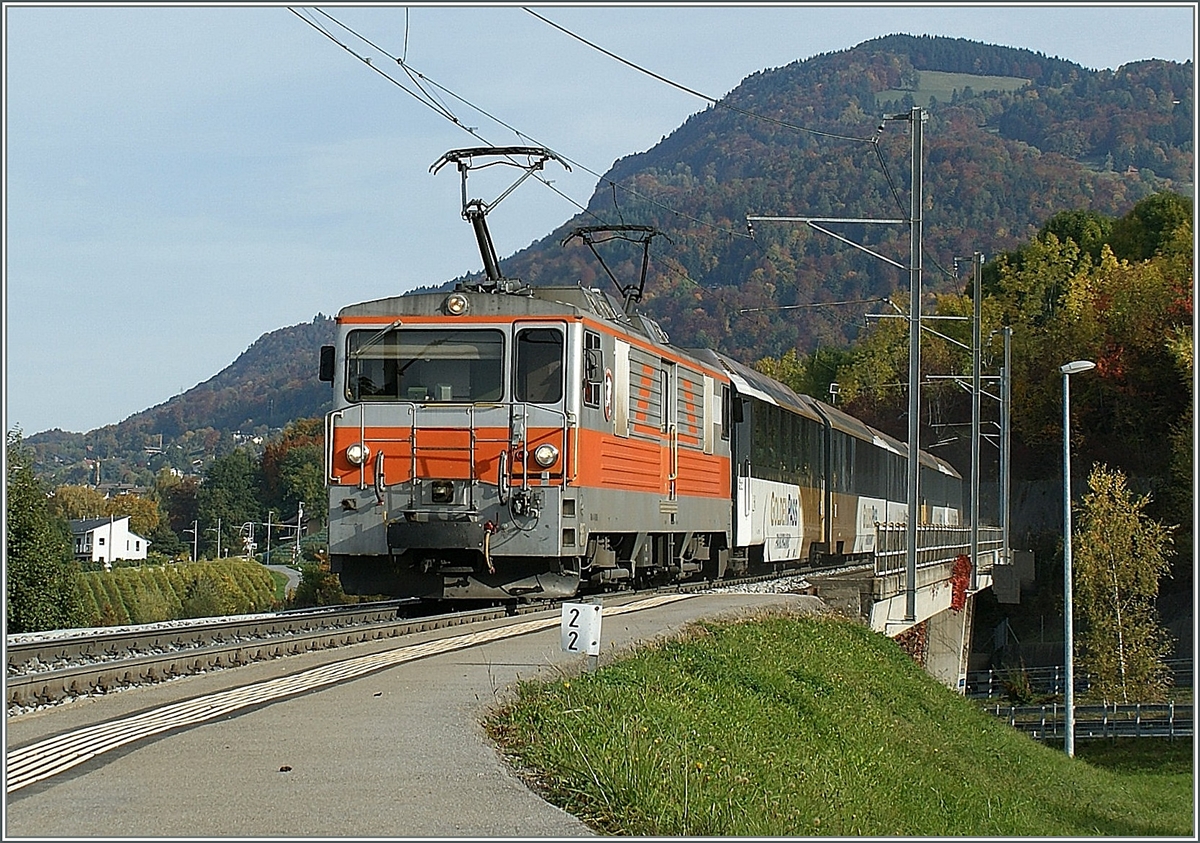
<box><xmin>317</xmin><ymin>147</ymin><xmax>963</xmax><ymax>602</ymax></box>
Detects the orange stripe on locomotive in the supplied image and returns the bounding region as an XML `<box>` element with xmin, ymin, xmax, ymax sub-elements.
<box><xmin>330</xmin><ymin>424</ymin><xmax>730</xmax><ymax>499</ymax></box>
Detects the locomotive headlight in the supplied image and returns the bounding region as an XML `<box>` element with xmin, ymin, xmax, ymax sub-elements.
<box><xmin>445</xmin><ymin>292</ymin><xmax>469</xmax><ymax>316</ymax></box>
<box><xmin>430</xmin><ymin>480</ymin><xmax>454</xmax><ymax>503</ymax></box>
<box><xmin>532</xmin><ymin>443</ymin><xmax>559</xmax><ymax>468</ymax></box>
<box><xmin>345</xmin><ymin>443</ymin><xmax>370</xmax><ymax>465</ymax></box>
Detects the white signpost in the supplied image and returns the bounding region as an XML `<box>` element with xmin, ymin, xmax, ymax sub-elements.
<box><xmin>561</xmin><ymin>601</ymin><xmax>602</xmax><ymax>672</ymax></box>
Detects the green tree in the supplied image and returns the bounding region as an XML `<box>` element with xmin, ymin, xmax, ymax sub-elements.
<box><xmin>291</xmin><ymin>559</ymin><xmax>351</xmax><ymax>608</ymax></box>
<box><xmin>1108</xmin><ymin>191</ymin><xmax>1193</xmax><ymax>262</ymax></box>
<box><xmin>6</xmin><ymin>430</ymin><xmax>87</xmax><ymax>633</ymax></box>
<box><xmin>1039</xmin><ymin>208</ymin><xmax>1113</xmax><ymax>263</ymax></box>
<box><xmin>1072</xmin><ymin>464</ymin><xmax>1175</xmax><ymax>704</ymax></box>
<box><xmin>260</xmin><ymin>418</ymin><xmax>326</xmax><ymax>527</ymax></box>
<box><xmin>147</xmin><ymin>520</ymin><xmax>188</xmax><ymax>560</ymax></box>
<box><xmin>105</xmin><ymin>492</ymin><xmax>161</xmax><ymax>537</ymax></box>
<box><xmin>161</xmin><ymin>475</ymin><xmax>200</xmax><ymax>535</ymax></box>
<box><xmin>755</xmin><ymin>345</ymin><xmax>856</xmax><ymax>403</ymax></box>
<box><xmin>196</xmin><ymin>449</ymin><xmax>262</xmax><ymax>558</ymax></box>
<box><xmin>1161</xmin><ymin>327</ymin><xmax>1193</xmax><ymax>581</ymax></box>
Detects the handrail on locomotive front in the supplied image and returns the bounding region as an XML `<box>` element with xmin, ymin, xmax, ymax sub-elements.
<box><xmin>325</xmin><ymin>399</ymin><xmax>576</xmax><ymax>502</ymax></box>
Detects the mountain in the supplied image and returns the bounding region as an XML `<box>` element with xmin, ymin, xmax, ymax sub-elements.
<box><xmin>26</xmin><ymin>316</ymin><xmax>336</xmax><ymax>487</ymax></box>
<box><xmin>23</xmin><ymin>35</ymin><xmax>1192</xmax><ymax>487</ymax></box>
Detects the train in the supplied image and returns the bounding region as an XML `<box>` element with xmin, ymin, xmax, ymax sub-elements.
<box><xmin>318</xmin><ymin>147</ymin><xmax>963</xmax><ymax>601</ymax></box>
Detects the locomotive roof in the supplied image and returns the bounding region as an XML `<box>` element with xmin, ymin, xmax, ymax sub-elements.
<box><xmin>338</xmin><ymin>285</ymin><xmax>959</xmax><ymax>479</ymax></box>
<box><xmin>338</xmin><ymin>284</ymin><xmax>675</xmax><ymax>346</ymax></box>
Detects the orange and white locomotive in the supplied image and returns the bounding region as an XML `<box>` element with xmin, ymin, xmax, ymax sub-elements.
<box><xmin>318</xmin><ymin>147</ymin><xmax>962</xmax><ymax>601</ymax></box>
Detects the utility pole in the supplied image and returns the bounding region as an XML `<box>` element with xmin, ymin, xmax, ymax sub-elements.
<box><xmin>747</xmin><ymin>105</ymin><xmax>927</xmax><ymax>623</ymax></box>
<box><xmin>184</xmin><ymin>520</ymin><xmax>198</xmax><ymax>563</ymax></box>
<box><xmin>970</xmin><ymin>251</ymin><xmax>983</xmax><ymax>592</ymax></box>
<box><xmin>294</xmin><ymin>502</ymin><xmax>305</xmax><ymax>564</ymax></box>
<box><xmin>207</xmin><ymin>517</ymin><xmax>222</xmax><ymax>560</ymax></box>
<box><xmin>904</xmin><ymin>105</ymin><xmax>924</xmax><ymax>622</ymax></box>
<box><xmin>265</xmin><ymin>510</ymin><xmax>274</xmax><ymax>565</ymax></box>
<box><xmin>1000</xmin><ymin>326</ymin><xmax>1013</xmax><ymax>568</ymax></box>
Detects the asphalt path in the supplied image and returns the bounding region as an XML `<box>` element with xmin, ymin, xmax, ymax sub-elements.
<box><xmin>4</xmin><ymin>591</ymin><xmax>826</xmax><ymax>838</ymax></box>
<box><xmin>264</xmin><ymin>562</ymin><xmax>302</xmax><ymax>594</ymax></box>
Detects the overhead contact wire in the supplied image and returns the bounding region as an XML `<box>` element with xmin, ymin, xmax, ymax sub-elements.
<box><xmin>295</xmin><ymin>5</ymin><xmax>750</xmax><ymax>252</ymax></box>
<box><xmin>524</xmin><ymin>7</ymin><xmax>874</xmax><ymax>144</ymax></box>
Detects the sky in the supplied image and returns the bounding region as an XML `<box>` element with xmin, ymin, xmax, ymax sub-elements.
<box><xmin>4</xmin><ymin>3</ymin><xmax>1196</xmax><ymax>436</ymax></box>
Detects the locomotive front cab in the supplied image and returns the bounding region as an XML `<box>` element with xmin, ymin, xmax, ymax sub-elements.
<box><xmin>323</xmin><ymin>293</ymin><xmax>581</xmax><ymax>600</ymax></box>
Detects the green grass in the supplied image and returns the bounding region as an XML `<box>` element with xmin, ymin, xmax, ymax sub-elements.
<box><xmin>267</xmin><ymin>569</ymin><xmax>291</xmax><ymax>603</ymax></box>
<box><xmin>878</xmin><ymin>69</ymin><xmax>1031</xmax><ymax>108</ymax></box>
<box><xmin>484</xmin><ymin>611</ymin><xmax>1193</xmax><ymax>836</ymax></box>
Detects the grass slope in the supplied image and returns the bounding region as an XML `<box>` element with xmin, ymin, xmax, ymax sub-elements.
<box><xmin>484</xmin><ymin>611</ymin><xmax>1193</xmax><ymax>836</ymax></box>
<box><xmin>877</xmin><ymin>69</ymin><xmax>1031</xmax><ymax>108</ymax></box>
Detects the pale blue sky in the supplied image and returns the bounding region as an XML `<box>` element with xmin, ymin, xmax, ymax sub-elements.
<box><xmin>4</xmin><ymin>3</ymin><xmax>1195</xmax><ymax>435</ymax></box>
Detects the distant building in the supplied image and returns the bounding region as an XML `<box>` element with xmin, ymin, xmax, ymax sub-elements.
<box><xmin>68</xmin><ymin>516</ymin><xmax>150</xmax><ymax>567</ymax></box>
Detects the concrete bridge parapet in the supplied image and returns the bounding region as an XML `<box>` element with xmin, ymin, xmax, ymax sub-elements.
<box><xmin>808</xmin><ymin>533</ymin><xmax>1008</xmax><ymax>693</ymax></box>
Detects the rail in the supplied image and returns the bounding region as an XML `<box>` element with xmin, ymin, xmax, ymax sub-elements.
<box><xmin>984</xmin><ymin>701</ymin><xmax>1193</xmax><ymax>741</ymax></box>
<box><xmin>873</xmin><ymin>523</ymin><xmax>1003</xmax><ymax>577</ymax></box>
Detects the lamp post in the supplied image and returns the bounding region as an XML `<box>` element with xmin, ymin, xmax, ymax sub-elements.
<box><xmin>1060</xmin><ymin>359</ymin><xmax>1095</xmax><ymax>758</ymax></box>
<box><xmin>183</xmin><ymin>520</ymin><xmax>198</xmax><ymax>563</ymax></box>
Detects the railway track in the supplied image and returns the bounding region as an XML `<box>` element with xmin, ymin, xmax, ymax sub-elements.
<box><xmin>6</xmin><ymin>571</ymin><xmax>807</xmax><ymax>715</ymax></box>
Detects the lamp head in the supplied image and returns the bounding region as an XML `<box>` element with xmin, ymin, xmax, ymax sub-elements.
<box><xmin>1060</xmin><ymin>360</ymin><xmax>1096</xmax><ymax>375</ymax></box>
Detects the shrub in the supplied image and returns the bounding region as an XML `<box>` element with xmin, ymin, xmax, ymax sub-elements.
<box><xmin>291</xmin><ymin>560</ymin><xmax>352</xmax><ymax>608</ymax></box>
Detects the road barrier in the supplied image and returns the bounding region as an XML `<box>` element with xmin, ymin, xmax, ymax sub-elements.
<box><xmin>984</xmin><ymin>701</ymin><xmax>1193</xmax><ymax>740</ymax></box>
<box><xmin>966</xmin><ymin>658</ymin><xmax>1193</xmax><ymax>700</ymax></box>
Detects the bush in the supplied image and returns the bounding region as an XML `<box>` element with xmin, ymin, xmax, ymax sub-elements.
<box><xmin>291</xmin><ymin>559</ymin><xmax>352</xmax><ymax>608</ymax></box>
<box><xmin>128</xmin><ymin>583</ymin><xmax>173</xmax><ymax>624</ymax></box>
<box><xmin>181</xmin><ymin>572</ymin><xmax>231</xmax><ymax>618</ymax></box>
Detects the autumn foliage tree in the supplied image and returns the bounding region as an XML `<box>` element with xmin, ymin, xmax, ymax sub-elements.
<box><xmin>1072</xmin><ymin>464</ymin><xmax>1175</xmax><ymax>704</ymax></box>
<box><xmin>260</xmin><ymin>417</ymin><xmax>325</xmax><ymax>524</ymax></box>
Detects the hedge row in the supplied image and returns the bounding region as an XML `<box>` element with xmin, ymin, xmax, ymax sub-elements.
<box><xmin>76</xmin><ymin>559</ymin><xmax>280</xmax><ymax>627</ymax></box>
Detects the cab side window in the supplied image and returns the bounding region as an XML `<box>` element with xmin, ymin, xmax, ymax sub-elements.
<box><xmin>583</xmin><ymin>331</ymin><xmax>602</xmax><ymax>408</ymax></box>
<box><xmin>515</xmin><ymin>328</ymin><xmax>564</xmax><ymax>404</ymax></box>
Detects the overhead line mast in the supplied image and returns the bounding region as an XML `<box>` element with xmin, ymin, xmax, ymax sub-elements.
<box><xmin>747</xmin><ymin>106</ymin><xmax>927</xmax><ymax>622</ymax></box>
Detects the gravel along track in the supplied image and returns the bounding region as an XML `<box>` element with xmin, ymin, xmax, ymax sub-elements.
<box><xmin>6</xmin><ymin>573</ymin><xmax>815</xmax><ymax>718</ymax></box>
<box><xmin>5</xmin><ymin>601</ymin><xmax>506</xmax><ymax>717</ymax></box>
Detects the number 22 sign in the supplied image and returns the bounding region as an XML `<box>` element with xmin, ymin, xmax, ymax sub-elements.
<box><xmin>560</xmin><ymin>602</ymin><xmax>602</xmax><ymax>657</ymax></box>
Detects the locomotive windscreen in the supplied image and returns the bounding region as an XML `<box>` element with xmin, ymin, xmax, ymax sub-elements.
<box><xmin>346</xmin><ymin>328</ymin><xmax>504</xmax><ymax>402</ymax></box>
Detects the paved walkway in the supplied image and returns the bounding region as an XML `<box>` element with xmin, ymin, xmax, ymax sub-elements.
<box><xmin>264</xmin><ymin>562</ymin><xmax>302</xmax><ymax>594</ymax></box>
<box><xmin>4</xmin><ymin>591</ymin><xmax>826</xmax><ymax>838</ymax></box>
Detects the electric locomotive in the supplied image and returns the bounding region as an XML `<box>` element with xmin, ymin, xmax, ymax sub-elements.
<box><xmin>318</xmin><ymin>147</ymin><xmax>962</xmax><ymax>601</ymax></box>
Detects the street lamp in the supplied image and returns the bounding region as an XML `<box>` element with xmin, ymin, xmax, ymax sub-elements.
<box><xmin>183</xmin><ymin>520</ymin><xmax>198</xmax><ymax>563</ymax></box>
<box><xmin>1060</xmin><ymin>359</ymin><xmax>1095</xmax><ymax>758</ymax></box>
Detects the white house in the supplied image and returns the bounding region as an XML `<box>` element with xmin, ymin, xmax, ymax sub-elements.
<box><xmin>69</xmin><ymin>516</ymin><xmax>150</xmax><ymax>566</ymax></box>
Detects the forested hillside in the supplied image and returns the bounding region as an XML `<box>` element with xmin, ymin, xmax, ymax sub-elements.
<box><xmin>23</xmin><ymin>35</ymin><xmax>1191</xmax><ymax>497</ymax></box>
<box><xmin>488</xmin><ymin>36</ymin><xmax>1189</xmax><ymax>370</ymax></box>
<box><xmin>26</xmin><ymin>316</ymin><xmax>335</xmax><ymax>487</ymax></box>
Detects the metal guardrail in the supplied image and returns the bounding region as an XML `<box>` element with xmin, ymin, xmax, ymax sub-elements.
<box><xmin>873</xmin><ymin>524</ymin><xmax>1003</xmax><ymax>577</ymax></box>
<box><xmin>984</xmin><ymin>701</ymin><xmax>1194</xmax><ymax>741</ymax></box>
<box><xmin>966</xmin><ymin>658</ymin><xmax>1193</xmax><ymax>700</ymax></box>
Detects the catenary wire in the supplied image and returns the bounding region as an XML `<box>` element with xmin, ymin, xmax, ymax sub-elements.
<box><xmin>294</xmin><ymin>5</ymin><xmax>755</xmax><ymax>288</ymax></box>
<box><xmin>524</xmin><ymin>7</ymin><xmax>876</xmax><ymax>144</ymax></box>
<box><xmin>293</xmin><ymin>8</ymin><xmax>949</xmax><ymax>301</ymax></box>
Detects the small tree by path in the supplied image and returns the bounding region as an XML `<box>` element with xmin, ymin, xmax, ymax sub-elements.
<box><xmin>1073</xmin><ymin>463</ymin><xmax>1175</xmax><ymax>704</ymax></box>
